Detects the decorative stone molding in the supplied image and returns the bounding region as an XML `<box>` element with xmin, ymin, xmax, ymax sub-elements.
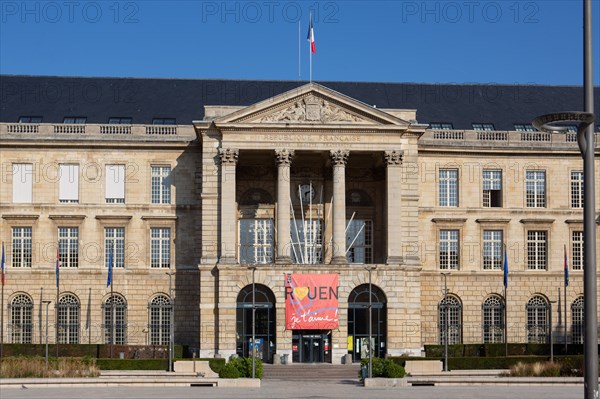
<box><xmin>330</xmin><ymin>150</ymin><xmax>349</xmax><ymax>166</ymax></box>
<box><xmin>275</xmin><ymin>149</ymin><xmax>295</xmax><ymax>166</ymax></box>
<box><xmin>259</xmin><ymin>95</ymin><xmax>370</xmax><ymax>124</ymax></box>
<box><xmin>218</xmin><ymin>148</ymin><xmax>239</xmax><ymax>165</ymax></box>
<box><xmin>384</xmin><ymin>150</ymin><xmax>403</xmax><ymax>166</ymax></box>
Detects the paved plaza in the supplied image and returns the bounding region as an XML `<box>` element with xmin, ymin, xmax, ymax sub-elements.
<box><xmin>0</xmin><ymin>380</ymin><xmax>584</xmax><ymax>399</ymax></box>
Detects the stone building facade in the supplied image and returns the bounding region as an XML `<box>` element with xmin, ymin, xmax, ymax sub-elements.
<box><xmin>0</xmin><ymin>76</ymin><xmax>599</xmax><ymax>363</ymax></box>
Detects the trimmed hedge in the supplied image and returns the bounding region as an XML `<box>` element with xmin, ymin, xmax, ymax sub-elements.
<box><xmin>359</xmin><ymin>357</ymin><xmax>406</xmax><ymax>380</ymax></box>
<box><xmin>423</xmin><ymin>343</ymin><xmax>591</xmax><ymax>358</ymax></box>
<box><xmin>2</xmin><ymin>344</ymin><xmax>183</xmax><ymax>359</ymax></box>
<box><xmin>218</xmin><ymin>357</ymin><xmax>263</xmax><ymax>379</ymax></box>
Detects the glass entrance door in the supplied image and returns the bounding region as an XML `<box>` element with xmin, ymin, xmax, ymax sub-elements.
<box><xmin>292</xmin><ymin>330</ymin><xmax>332</xmax><ymax>363</ymax></box>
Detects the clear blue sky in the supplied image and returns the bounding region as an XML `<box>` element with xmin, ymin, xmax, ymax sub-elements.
<box><xmin>1</xmin><ymin>0</ymin><xmax>599</xmax><ymax>85</ymax></box>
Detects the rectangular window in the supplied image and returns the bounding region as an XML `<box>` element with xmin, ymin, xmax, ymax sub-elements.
<box><xmin>151</xmin><ymin>166</ymin><xmax>171</xmax><ymax>204</ymax></box>
<box><xmin>108</xmin><ymin>117</ymin><xmax>132</xmax><ymax>124</ymax></box>
<box><xmin>58</xmin><ymin>227</ymin><xmax>78</xmax><ymax>268</ymax></box>
<box><xmin>430</xmin><ymin>123</ymin><xmax>454</xmax><ymax>130</ymax></box>
<box><xmin>514</xmin><ymin>124</ymin><xmax>535</xmax><ymax>131</ymax></box>
<box><xmin>346</xmin><ymin>219</ymin><xmax>373</xmax><ymax>264</ymax></box>
<box><xmin>18</xmin><ymin>116</ymin><xmax>42</xmax><ymax>123</ymax></box>
<box><xmin>572</xmin><ymin>231</ymin><xmax>583</xmax><ymax>270</ymax></box>
<box><xmin>571</xmin><ymin>171</ymin><xmax>584</xmax><ymax>208</ymax></box>
<box><xmin>152</xmin><ymin>118</ymin><xmax>176</xmax><ymax>125</ymax></box>
<box><xmin>105</xmin><ymin>165</ymin><xmax>125</xmax><ymax>204</ymax></box>
<box><xmin>439</xmin><ymin>229</ymin><xmax>459</xmax><ymax>270</ymax></box>
<box><xmin>525</xmin><ymin>170</ymin><xmax>546</xmax><ymax>208</ymax></box>
<box><xmin>527</xmin><ymin>231</ymin><xmax>547</xmax><ymax>270</ymax></box>
<box><xmin>483</xmin><ymin>230</ymin><xmax>503</xmax><ymax>270</ymax></box>
<box><xmin>473</xmin><ymin>123</ymin><xmax>495</xmax><ymax>131</ymax></box>
<box><xmin>239</xmin><ymin>220</ymin><xmax>273</xmax><ymax>264</ymax></box>
<box><xmin>151</xmin><ymin>228</ymin><xmax>171</xmax><ymax>268</ymax></box>
<box><xmin>105</xmin><ymin>228</ymin><xmax>125</xmax><ymax>268</ymax></box>
<box><xmin>59</xmin><ymin>164</ymin><xmax>79</xmax><ymax>203</ymax></box>
<box><xmin>63</xmin><ymin>117</ymin><xmax>87</xmax><ymax>124</ymax></box>
<box><xmin>482</xmin><ymin>170</ymin><xmax>502</xmax><ymax>207</ymax></box>
<box><xmin>439</xmin><ymin>169</ymin><xmax>458</xmax><ymax>207</ymax></box>
<box><xmin>291</xmin><ymin>220</ymin><xmax>322</xmax><ymax>264</ymax></box>
<box><xmin>11</xmin><ymin>227</ymin><xmax>32</xmax><ymax>268</ymax></box>
<box><xmin>12</xmin><ymin>163</ymin><xmax>33</xmax><ymax>203</ymax></box>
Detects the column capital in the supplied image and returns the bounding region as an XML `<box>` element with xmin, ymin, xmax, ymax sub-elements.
<box><xmin>275</xmin><ymin>149</ymin><xmax>295</xmax><ymax>166</ymax></box>
<box><xmin>218</xmin><ymin>148</ymin><xmax>239</xmax><ymax>165</ymax></box>
<box><xmin>384</xmin><ymin>150</ymin><xmax>404</xmax><ymax>166</ymax></box>
<box><xmin>330</xmin><ymin>150</ymin><xmax>349</xmax><ymax>166</ymax></box>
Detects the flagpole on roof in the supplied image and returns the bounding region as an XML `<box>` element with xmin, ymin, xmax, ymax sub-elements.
<box><xmin>309</xmin><ymin>13</ymin><xmax>312</xmax><ymax>82</ymax></box>
<box><xmin>298</xmin><ymin>20</ymin><xmax>301</xmax><ymax>81</ymax></box>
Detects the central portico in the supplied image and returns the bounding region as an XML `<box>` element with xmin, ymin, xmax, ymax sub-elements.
<box><xmin>193</xmin><ymin>83</ymin><xmax>425</xmax><ymax>363</ymax></box>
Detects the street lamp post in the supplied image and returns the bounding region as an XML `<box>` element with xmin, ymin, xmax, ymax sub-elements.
<box><xmin>549</xmin><ymin>300</ymin><xmax>557</xmax><ymax>363</ymax></box>
<box><xmin>441</xmin><ymin>272</ymin><xmax>450</xmax><ymax>372</ymax></box>
<box><xmin>42</xmin><ymin>300</ymin><xmax>51</xmax><ymax>370</ymax></box>
<box><xmin>532</xmin><ymin>1</ymin><xmax>597</xmax><ymax>396</ymax></box>
<box><xmin>165</xmin><ymin>271</ymin><xmax>175</xmax><ymax>372</ymax></box>
<box><xmin>365</xmin><ymin>265</ymin><xmax>377</xmax><ymax>379</ymax></box>
<box><xmin>247</xmin><ymin>266</ymin><xmax>256</xmax><ymax>379</ymax></box>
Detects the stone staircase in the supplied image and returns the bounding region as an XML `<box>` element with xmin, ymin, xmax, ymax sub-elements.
<box><xmin>263</xmin><ymin>364</ymin><xmax>361</xmax><ymax>381</ymax></box>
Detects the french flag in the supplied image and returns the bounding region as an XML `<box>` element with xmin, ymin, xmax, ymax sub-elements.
<box><xmin>55</xmin><ymin>248</ymin><xmax>60</xmax><ymax>288</ymax></box>
<box><xmin>307</xmin><ymin>15</ymin><xmax>316</xmax><ymax>54</ymax></box>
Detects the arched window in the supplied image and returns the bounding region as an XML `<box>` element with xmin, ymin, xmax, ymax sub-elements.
<box><xmin>439</xmin><ymin>295</ymin><xmax>462</xmax><ymax>344</ymax></box>
<box><xmin>526</xmin><ymin>295</ymin><xmax>549</xmax><ymax>343</ymax></box>
<box><xmin>236</xmin><ymin>284</ymin><xmax>276</xmax><ymax>363</ymax></box>
<box><xmin>58</xmin><ymin>294</ymin><xmax>80</xmax><ymax>344</ymax></box>
<box><xmin>10</xmin><ymin>294</ymin><xmax>33</xmax><ymax>343</ymax></box>
<box><xmin>102</xmin><ymin>294</ymin><xmax>127</xmax><ymax>344</ymax></box>
<box><xmin>148</xmin><ymin>294</ymin><xmax>171</xmax><ymax>345</ymax></box>
<box><xmin>482</xmin><ymin>295</ymin><xmax>504</xmax><ymax>343</ymax></box>
<box><xmin>571</xmin><ymin>296</ymin><xmax>584</xmax><ymax>344</ymax></box>
<box><xmin>348</xmin><ymin>284</ymin><xmax>387</xmax><ymax>362</ymax></box>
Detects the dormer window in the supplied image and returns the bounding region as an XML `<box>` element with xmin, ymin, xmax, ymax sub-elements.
<box><xmin>430</xmin><ymin>123</ymin><xmax>453</xmax><ymax>130</ymax></box>
<box><xmin>152</xmin><ymin>118</ymin><xmax>176</xmax><ymax>125</ymax></box>
<box><xmin>18</xmin><ymin>116</ymin><xmax>42</xmax><ymax>123</ymax></box>
<box><xmin>109</xmin><ymin>117</ymin><xmax>132</xmax><ymax>124</ymax></box>
<box><xmin>63</xmin><ymin>117</ymin><xmax>87</xmax><ymax>124</ymax></box>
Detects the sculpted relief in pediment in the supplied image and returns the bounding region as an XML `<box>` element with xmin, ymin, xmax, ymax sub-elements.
<box><xmin>258</xmin><ymin>95</ymin><xmax>372</xmax><ymax>124</ymax></box>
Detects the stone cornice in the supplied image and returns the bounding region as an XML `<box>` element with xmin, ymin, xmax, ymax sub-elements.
<box><xmin>48</xmin><ymin>215</ymin><xmax>86</xmax><ymax>220</ymax></box>
<box><xmin>475</xmin><ymin>218</ymin><xmax>511</xmax><ymax>224</ymax></box>
<box><xmin>519</xmin><ymin>219</ymin><xmax>555</xmax><ymax>224</ymax></box>
<box><xmin>431</xmin><ymin>218</ymin><xmax>467</xmax><ymax>224</ymax></box>
<box><xmin>141</xmin><ymin>216</ymin><xmax>178</xmax><ymax>221</ymax></box>
<box><xmin>1</xmin><ymin>214</ymin><xmax>40</xmax><ymax>220</ymax></box>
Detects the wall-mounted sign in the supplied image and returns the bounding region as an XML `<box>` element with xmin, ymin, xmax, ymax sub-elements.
<box><xmin>284</xmin><ymin>273</ymin><xmax>339</xmax><ymax>330</ymax></box>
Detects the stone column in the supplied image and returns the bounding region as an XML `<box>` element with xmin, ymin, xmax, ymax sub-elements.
<box><xmin>275</xmin><ymin>149</ymin><xmax>294</xmax><ymax>264</ymax></box>
<box><xmin>384</xmin><ymin>150</ymin><xmax>404</xmax><ymax>264</ymax></box>
<box><xmin>218</xmin><ymin>148</ymin><xmax>238</xmax><ymax>264</ymax></box>
<box><xmin>330</xmin><ymin>150</ymin><xmax>349</xmax><ymax>264</ymax></box>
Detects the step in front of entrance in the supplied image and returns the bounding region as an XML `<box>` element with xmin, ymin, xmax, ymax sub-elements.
<box><xmin>263</xmin><ymin>364</ymin><xmax>361</xmax><ymax>380</ymax></box>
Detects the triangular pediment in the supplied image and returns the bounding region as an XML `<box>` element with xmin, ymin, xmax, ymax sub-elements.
<box><xmin>213</xmin><ymin>83</ymin><xmax>410</xmax><ymax>127</ymax></box>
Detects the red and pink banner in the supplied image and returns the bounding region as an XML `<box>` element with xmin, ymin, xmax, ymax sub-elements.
<box><xmin>285</xmin><ymin>273</ymin><xmax>339</xmax><ymax>330</ymax></box>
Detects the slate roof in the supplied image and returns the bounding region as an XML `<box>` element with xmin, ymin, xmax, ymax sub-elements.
<box><xmin>1</xmin><ymin>75</ymin><xmax>598</xmax><ymax>130</ymax></box>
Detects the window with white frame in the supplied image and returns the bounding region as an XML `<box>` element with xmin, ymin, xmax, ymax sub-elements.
<box><xmin>439</xmin><ymin>229</ymin><xmax>459</xmax><ymax>270</ymax></box>
<box><xmin>59</xmin><ymin>164</ymin><xmax>79</xmax><ymax>203</ymax></box>
<box><xmin>291</xmin><ymin>220</ymin><xmax>322</xmax><ymax>264</ymax></box>
<box><xmin>12</xmin><ymin>163</ymin><xmax>33</xmax><ymax>203</ymax></box>
<box><xmin>151</xmin><ymin>228</ymin><xmax>171</xmax><ymax>268</ymax></box>
<box><xmin>514</xmin><ymin>124</ymin><xmax>535</xmax><ymax>131</ymax></box>
<box><xmin>527</xmin><ymin>231</ymin><xmax>547</xmax><ymax>270</ymax></box>
<box><xmin>106</xmin><ymin>165</ymin><xmax>125</xmax><ymax>204</ymax></box>
<box><xmin>439</xmin><ymin>169</ymin><xmax>458</xmax><ymax>207</ymax></box>
<box><xmin>57</xmin><ymin>294</ymin><xmax>80</xmax><ymax>344</ymax></box>
<box><xmin>526</xmin><ymin>295</ymin><xmax>548</xmax><ymax>343</ymax></box>
<box><xmin>482</xmin><ymin>295</ymin><xmax>504</xmax><ymax>343</ymax></box>
<box><xmin>473</xmin><ymin>123</ymin><xmax>495</xmax><ymax>131</ymax></box>
<box><xmin>11</xmin><ymin>227</ymin><xmax>32</xmax><ymax>268</ymax></box>
<box><xmin>439</xmin><ymin>295</ymin><xmax>462</xmax><ymax>344</ymax></box>
<box><xmin>572</xmin><ymin>231</ymin><xmax>583</xmax><ymax>270</ymax></box>
<box><xmin>151</xmin><ymin>166</ymin><xmax>171</xmax><ymax>204</ymax></box>
<box><xmin>482</xmin><ymin>170</ymin><xmax>502</xmax><ymax>207</ymax></box>
<box><xmin>346</xmin><ymin>219</ymin><xmax>372</xmax><ymax>264</ymax></box>
<box><xmin>105</xmin><ymin>228</ymin><xmax>125</xmax><ymax>269</ymax></box>
<box><xmin>525</xmin><ymin>170</ymin><xmax>546</xmax><ymax>208</ymax></box>
<box><xmin>483</xmin><ymin>230</ymin><xmax>503</xmax><ymax>270</ymax></box>
<box><xmin>10</xmin><ymin>294</ymin><xmax>33</xmax><ymax>344</ymax></box>
<box><xmin>148</xmin><ymin>295</ymin><xmax>171</xmax><ymax>345</ymax></box>
<box><xmin>570</xmin><ymin>171</ymin><xmax>583</xmax><ymax>208</ymax></box>
<box><xmin>102</xmin><ymin>294</ymin><xmax>127</xmax><ymax>344</ymax></box>
<box><xmin>430</xmin><ymin>123</ymin><xmax>454</xmax><ymax>130</ymax></box>
<box><xmin>239</xmin><ymin>220</ymin><xmax>273</xmax><ymax>264</ymax></box>
<box><xmin>571</xmin><ymin>296</ymin><xmax>584</xmax><ymax>344</ymax></box>
<box><xmin>58</xmin><ymin>227</ymin><xmax>78</xmax><ymax>268</ymax></box>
